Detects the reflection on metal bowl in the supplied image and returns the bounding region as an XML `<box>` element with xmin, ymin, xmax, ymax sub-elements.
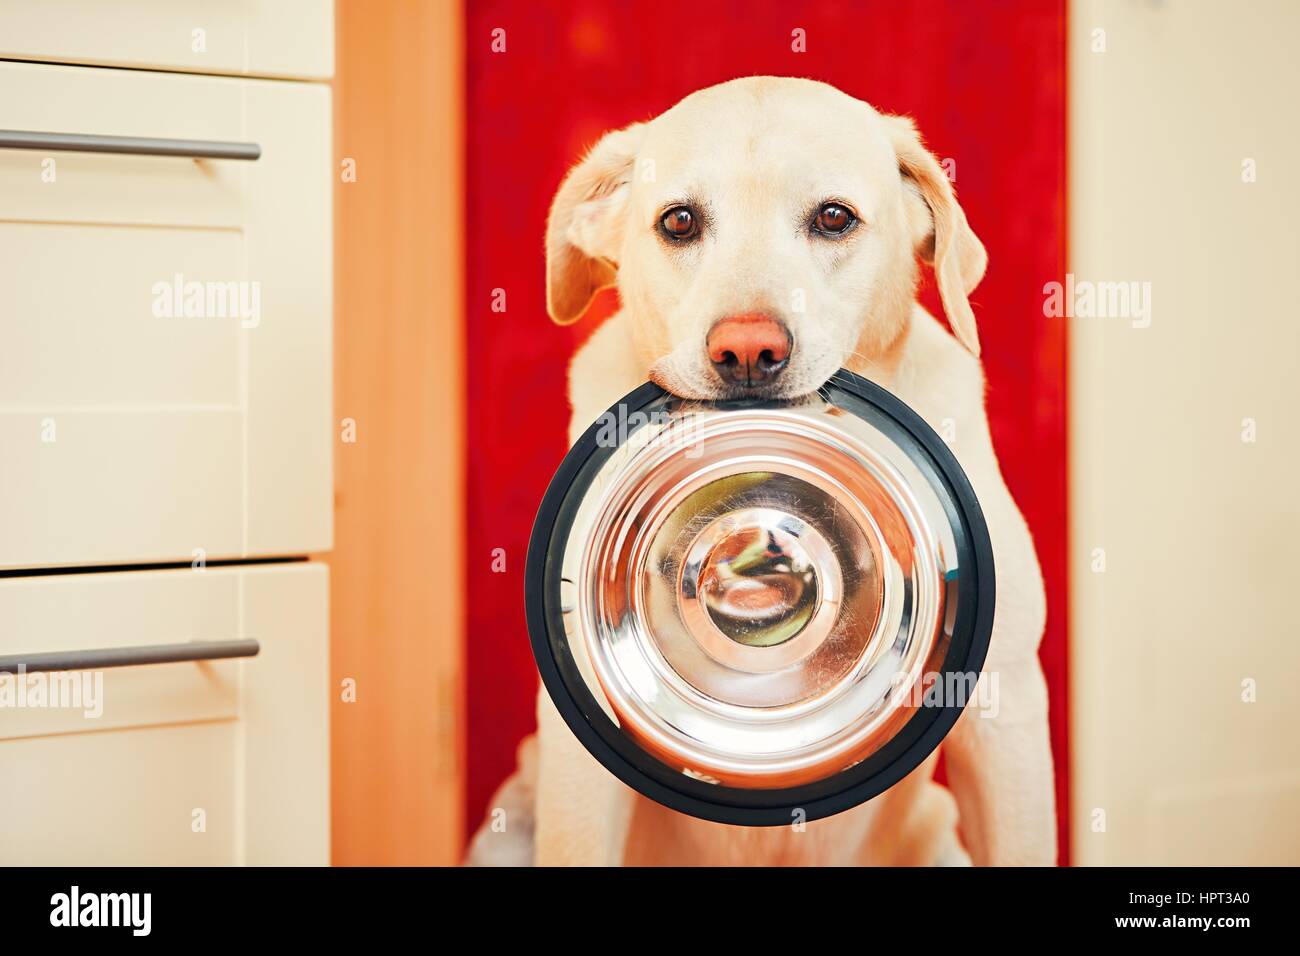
<box><xmin>527</xmin><ymin>370</ymin><xmax>994</xmax><ymax>825</ymax></box>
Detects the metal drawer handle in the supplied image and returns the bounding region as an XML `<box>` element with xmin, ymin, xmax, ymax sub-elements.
<box><xmin>0</xmin><ymin>129</ymin><xmax>261</xmax><ymax>161</ymax></box>
<box><xmin>0</xmin><ymin>639</ymin><xmax>260</xmax><ymax>675</ymax></box>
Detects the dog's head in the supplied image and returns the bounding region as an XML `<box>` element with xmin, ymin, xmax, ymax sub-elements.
<box><xmin>545</xmin><ymin>76</ymin><xmax>986</xmax><ymax>400</ymax></box>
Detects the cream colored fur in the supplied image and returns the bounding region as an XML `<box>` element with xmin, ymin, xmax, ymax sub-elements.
<box><xmin>473</xmin><ymin>77</ymin><xmax>1055</xmax><ymax>867</ymax></box>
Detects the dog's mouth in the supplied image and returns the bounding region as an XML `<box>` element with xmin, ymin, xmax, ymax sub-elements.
<box><xmin>648</xmin><ymin>361</ymin><xmax>829</xmax><ymax>404</ymax></box>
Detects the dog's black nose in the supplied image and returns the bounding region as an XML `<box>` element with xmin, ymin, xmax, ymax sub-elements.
<box><xmin>707</xmin><ymin>314</ymin><xmax>792</xmax><ymax>387</ymax></box>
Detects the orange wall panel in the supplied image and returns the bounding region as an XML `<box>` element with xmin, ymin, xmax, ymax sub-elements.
<box><xmin>329</xmin><ymin>0</ymin><xmax>465</xmax><ymax>866</ymax></box>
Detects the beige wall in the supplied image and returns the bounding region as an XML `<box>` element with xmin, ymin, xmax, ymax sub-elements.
<box><xmin>1070</xmin><ymin>0</ymin><xmax>1300</xmax><ymax>864</ymax></box>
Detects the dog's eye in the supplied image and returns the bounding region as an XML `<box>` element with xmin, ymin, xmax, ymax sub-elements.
<box><xmin>812</xmin><ymin>203</ymin><xmax>857</xmax><ymax>236</ymax></box>
<box><xmin>660</xmin><ymin>206</ymin><xmax>699</xmax><ymax>241</ymax></box>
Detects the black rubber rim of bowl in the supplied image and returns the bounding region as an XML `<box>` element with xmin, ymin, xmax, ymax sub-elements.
<box><xmin>524</xmin><ymin>369</ymin><xmax>996</xmax><ymax>826</ymax></box>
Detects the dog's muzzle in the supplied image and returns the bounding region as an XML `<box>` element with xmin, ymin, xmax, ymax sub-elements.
<box><xmin>526</xmin><ymin>369</ymin><xmax>995</xmax><ymax>826</ymax></box>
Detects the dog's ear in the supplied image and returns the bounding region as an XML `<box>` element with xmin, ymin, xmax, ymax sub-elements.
<box><xmin>545</xmin><ymin>123</ymin><xmax>646</xmax><ymax>325</ymax></box>
<box><xmin>884</xmin><ymin>114</ymin><xmax>988</xmax><ymax>357</ymax></box>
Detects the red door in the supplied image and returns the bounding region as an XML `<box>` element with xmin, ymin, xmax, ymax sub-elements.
<box><xmin>464</xmin><ymin>0</ymin><xmax>1069</xmax><ymax>862</ymax></box>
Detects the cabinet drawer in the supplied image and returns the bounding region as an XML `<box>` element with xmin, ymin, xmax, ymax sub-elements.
<box><xmin>0</xmin><ymin>0</ymin><xmax>333</xmax><ymax>80</ymax></box>
<box><xmin>0</xmin><ymin>562</ymin><xmax>329</xmax><ymax>865</ymax></box>
<box><xmin>3</xmin><ymin>725</ymin><xmax>241</xmax><ymax>865</ymax></box>
<box><xmin>0</xmin><ymin>61</ymin><xmax>331</xmax><ymax>569</ymax></box>
<box><xmin>0</xmin><ymin>569</ymin><xmax>242</xmax><ymax>739</ymax></box>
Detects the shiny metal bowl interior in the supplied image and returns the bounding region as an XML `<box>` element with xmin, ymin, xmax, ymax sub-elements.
<box><xmin>557</xmin><ymin>392</ymin><xmax>962</xmax><ymax>790</ymax></box>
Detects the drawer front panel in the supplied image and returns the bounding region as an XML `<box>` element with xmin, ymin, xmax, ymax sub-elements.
<box><xmin>0</xmin><ymin>570</ymin><xmax>242</xmax><ymax>738</ymax></box>
<box><xmin>1</xmin><ymin>724</ymin><xmax>239</xmax><ymax>865</ymax></box>
<box><xmin>0</xmin><ymin>63</ymin><xmax>247</xmax><ymax>228</ymax></box>
<box><xmin>0</xmin><ymin>62</ymin><xmax>332</xmax><ymax>569</ymax></box>
<box><xmin>1</xmin><ymin>226</ymin><xmax>244</xmax><ymax>406</ymax></box>
<box><xmin>0</xmin><ymin>562</ymin><xmax>329</xmax><ymax>864</ymax></box>
<box><xmin>0</xmin><ymin>0</ymin><xmax>334</xmax><ymax>80</ymax></box>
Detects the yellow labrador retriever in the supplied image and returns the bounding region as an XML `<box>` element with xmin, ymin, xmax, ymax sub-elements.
<box><xmin>470</xmin><ymin>76</ymin><xmax>1054</xmax><ymax>867</ymax></box>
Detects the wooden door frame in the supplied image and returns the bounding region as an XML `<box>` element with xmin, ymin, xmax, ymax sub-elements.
<box><xmin>328</xmin><ymin>0</ymin><xmax>465</xmax><ymax>865</ymax></box>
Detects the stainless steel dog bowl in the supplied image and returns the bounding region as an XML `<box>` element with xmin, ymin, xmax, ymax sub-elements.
<box><xmin>526</xmin><ymin>370</ymin><xmax>994</xmax><ymax>825</ymax></box>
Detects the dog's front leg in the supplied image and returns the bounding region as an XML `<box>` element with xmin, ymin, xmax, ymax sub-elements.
<box><xmin>943</xmin><ymin>656</ymin><xmax>1057</xmax><ymax>865</ymax></box>
<box><xmin>534</xmin><ymin>687</ymin><xmax>636</xmax><ymax>865</ymax></box>
<box><xmin>941</xmin><ymin>476</ymin><xmax>1057</xmax><ymax>865</ymax></box>
<box><xmin>532</xmin><ymin>318</ymin><xmax>648</xmax><ymax>866</ymax></box>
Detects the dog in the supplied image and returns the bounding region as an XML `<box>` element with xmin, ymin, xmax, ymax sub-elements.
<box><xmin>468</xmin><ymin>76</ymin><xmax>1055</xmax><ymax>866</ymax></box>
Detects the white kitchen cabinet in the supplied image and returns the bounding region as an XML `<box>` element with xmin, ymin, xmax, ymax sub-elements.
<box><xmin>0</xmin><ymin>0</ymin><xmax>333</xmax><ymax>80</ymax></box>
<box><xmin>0</xmin><ymin>60</ymin><xmax>332</xmax><ymax>569</ymax></box>
<box><xmin>0</xmin><ymin>562</ymin><xmax>329</xmax><ymax>865</ymax></box>
<box><xmin>0</xmin><ymin>2</ymin><xmax>333</xmax><ymax>867</ymax></box>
